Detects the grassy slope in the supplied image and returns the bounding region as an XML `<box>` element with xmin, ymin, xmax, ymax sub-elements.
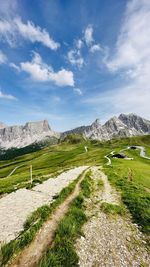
<box><xmin>0</xmin><ymin>135</ymin><xmax>149</xmax><ymax>195</ymax></box>
<box><xmin>0</xmin><ymin>141</ymin><xmax>109</xmax><ymax>194</ymax></box>
<box><xmin>103</xmin><ymin>135</ymin><xmax>150</xmax><ymax>233</ymax></box>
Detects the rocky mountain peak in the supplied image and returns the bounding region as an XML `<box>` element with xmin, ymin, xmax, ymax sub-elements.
<box><xmin>24</xmin><ymin>120</ymin><xmax>51</xmax><ymax>133</ymax></box>
<box><xmin>63</xmin><ymin>113</ymin><xmax>150</xmax><ymax>141</ymax></box>
<box><xmin>119</xmin><ymin>113</ymin><xmax>150</xmax><ymax>133</ymax></box>
<box><xmin>0</xmin><ymin>120</ymin><xmax>58</xmax><ymax>149</ymax></box>
<box><xmin>91</xmin><ymin>118</ymin><xmax>101</xmax><ymax>128</ymax></box>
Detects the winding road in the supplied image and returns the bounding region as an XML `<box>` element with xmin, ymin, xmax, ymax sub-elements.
<box><xmin>104</xmin><ymin>145</ymin><xmax>150</xmax><ymax>165</ymax></box>
<box><xmin>135</xmin><ymin>146</ymin><xmax>150</xmax><ymax>160</ymax></box>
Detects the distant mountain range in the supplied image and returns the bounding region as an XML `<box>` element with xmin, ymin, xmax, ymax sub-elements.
<box><xmin>0</xmin><ymin>113</ymin><xmax>150</xmax><ymax>149</ymax></box>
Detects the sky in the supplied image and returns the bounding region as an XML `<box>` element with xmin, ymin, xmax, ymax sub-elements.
<box><xmin>0</xmin><ymin>0</ymin><xmax>150</xmax><ymax>131</ymax></box>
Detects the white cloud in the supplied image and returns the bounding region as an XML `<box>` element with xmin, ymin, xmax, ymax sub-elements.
<box><xmin>85</xmin><ymin>0</ymin><xmax>150</xmax><ymax>119</ymax></box>
<box><xmin>9</xmin><ymin>62</ymin><xmax>20</xmax><ymax>71</ymax></box>
<box><xmin>0</xmin><ymin>51</ymin><xmax>7</xmax><ymax>64</ymax></box>
<box><xmin>67</xmin><ymin>49</ymin><xmax>84</xmax><ymax>68</ymax></box>
<box><xmin>0</xmin><ymin>17</ymin><xmax>59</xmax><ymax>50</ymax></box>
<box><xmin>73</xmin><ymin>88</ymin><xmax>83</xmax><ymax>95</ymax></box>
<box><xmin>83</xmin><ymin>84</ymin><xmax>150</xmax><ymax>119</ymax></box>
<box><xmin>20</xmin><ymin>52</ymin><xmax>74</xmax><ymax>87</ymax></box>
<box><xmin>90</xmin><ymin>44</ymin><xmax>102</xmax><ymax>53</ymax></box>
<box><xmin>76</xmin><ymin>39</ymin><xmax>83</xmax><ymax>49</ymax></box>
<box><xmin>106</xmin><ymin>0</ymin><xmax>150</xmax><ymax>72</ymax></box>
<box><xmin>84</xmin><ymin>25</ymin><xmax>94</xmax><ymax>46</ymax></box>
<box><xmin>0</xmin><ymin>90</ymin><xmax>17</xmax><ymax>100</ymax></box>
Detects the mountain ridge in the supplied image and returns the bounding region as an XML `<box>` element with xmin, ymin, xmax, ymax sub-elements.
<box><xmin>0</xmin><ymin>113</ymin><xmax>150</xmax><ymax>149</ymax></box>
<box><xmin>62</xmin><ymin>113</ymin><xmax>150</xmax><ymax>140</ymax></box>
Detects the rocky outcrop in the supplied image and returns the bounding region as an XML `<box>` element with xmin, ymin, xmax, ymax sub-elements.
<box><xmin>62</xmin><ymin>114</ymin><xmax>150</xmax><ymax>141</ymax></box>
<box><xmin>0</xmin><ymin>120</ymin><xmax>59</xmax><ymax>149</ymax></box>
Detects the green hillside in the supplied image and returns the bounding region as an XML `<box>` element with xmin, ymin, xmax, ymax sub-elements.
<box><xmin>0</xmin><ymin>135</ymin><xmax>150</xmax><ymax>196</ymax></box>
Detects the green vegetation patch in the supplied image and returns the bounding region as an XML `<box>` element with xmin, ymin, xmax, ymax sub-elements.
<box><xmin>0</xmin><ymin>140</ymin><xmax>109</xmax><ymax>195</ymax></box>
<box><xmin>97</xmin><ymin>179</ymin><xmax>104</xmax><ymax>190</ymax></box>
<box><xmin>105</xmin><ymin>167</ymin><xmax>150</xmax><ymax>234</ymax></box>
<box><xmin>80</xmin><ymin>170</ymin><xmax>93</xmax><ymax>198</ymax></box>
<box><xmin>61</xmin><ymin>134</ymin><xmax>85</xmax><ymax>144</ymax></box>
<box><xmin>39</xmin><ymin>170</ymin><xmax>93</xmax><ymax>267</ymax></box>
<box><xmin>101</xmin><ymin>202</ymin><xmax>127</xmax><ymax>216</ymax></box>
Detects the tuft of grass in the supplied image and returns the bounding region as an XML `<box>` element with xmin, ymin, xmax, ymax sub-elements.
<box><xmin>97</xmin><ymin>179</ymin><xmax>104</xmax><ymax>190</ymax></box>
<box><xmin>80</xmin><ymin>170</ymin><xmax>93</xmax><ymax>198</ymax></box>
<box><xmin>101</xmin><ymin>202</ymin><xmax>127</xmax><ymax>216</ymax></box>
<box><xmin>39</xmin><ymin>170</ymin><xmax>93</xmax><ymax>267</ymax></box>
<box><xmin>0</xmin><ymin>240</ymin><xmax>17</xmax><ymax>266</ymax></box>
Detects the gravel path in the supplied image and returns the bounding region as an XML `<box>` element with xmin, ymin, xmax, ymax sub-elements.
<box><xmin>0</xmin><ymin>166</ymin><xmax>88</xmax><ymax>245</ymax></box>
<box><xmin>76</xmin><ymin>167</ymin><xmax>150</xmax><ymax>267</ymax></box>
<box><xmin>10</xmin><ymin>169</ymin><xmax>88</xmax><ymax>267</ymax></box>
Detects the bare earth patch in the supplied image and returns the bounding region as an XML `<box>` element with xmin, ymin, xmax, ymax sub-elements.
<box><xmin>76</xmin><ymin>167</ymin><xmax>150</xmax><ymax>267</ymax></box>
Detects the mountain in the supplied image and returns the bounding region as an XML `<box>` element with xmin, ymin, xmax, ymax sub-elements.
<box><xmin>0</xmin><ymin>120</ymin><xmax>59</xmax><ymax>149</ymax></box>
<box><xmin>0</xmin><ymin>114</ymin><xmax>150</xmax><ymax>149</ymax></box>
<box><xmin>62</xmin><ymin>114</ymin><xmax>150</xmax><ymax>141</ymax></box>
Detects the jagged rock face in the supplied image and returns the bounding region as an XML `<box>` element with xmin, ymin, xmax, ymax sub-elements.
<box><xmin>0</xmin><ymin>120</ymin><xmax>59</xmax><ymax>149</ymax></box>
<box><xmin>63</xmin><ymin>114</ymin><xmax>150</xmax><ymax>141</ymax></box>
<box><xmin>119</xmin><ymin>114</ymin><xmax>150</xmax><ymax>133</ymax></box>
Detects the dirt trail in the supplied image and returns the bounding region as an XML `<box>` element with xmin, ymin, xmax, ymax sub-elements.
<box><xmin>10</xmin><ymin>168</ymin><xmax>88</xmax><ymax>267</ymax></box>
<box><xmin>76</xmin><ymin>167</ymin><xmax>150</xmax><ymax>267</ymax></box>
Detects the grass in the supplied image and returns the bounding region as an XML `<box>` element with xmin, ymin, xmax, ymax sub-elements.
<box><xmin>0</xmin><ymin>172</ymin><xmax>84</xmax><ymax>266</ymax></box>
<box><xmin>97</xmin><ymin>179</ymin><xmax>104</xmax><ymax>189</ymax></box>
<box><xmin>39</xmin><ymin>171</ymin><xmax>93</xmax><ymax>267</ymax></box>
<box><xmin>101</xmin><ymin>202</ymin><xmax>127</xmax><ymax>216</ymax></box>
<box><xmin>0</xmin><ymin>141</ymin><xmax>109</xmax><ymax>195</ymax></box>
<box><xmin>104</xmin><ymin>167</ymin><xmax>150</xmax><ymax>233</ymax></box>
<box><xmin>0</xmin><ymin>135</ymin><xmax>149</xmax><ymax>195</ymax></box>
<box><xmin>80</xmin><ymin>170</ymin><xmax>93</xmax><ymax>198</ymax></box>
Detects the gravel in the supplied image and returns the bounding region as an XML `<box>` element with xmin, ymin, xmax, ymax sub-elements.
<box><xmin>0</xmin><ymin>166</ymin><xmax>88</xmax><ymax>245</ymax></box>
<box><xmin>76</xmin><ymin>167</ymin><xmax>150</xmax><ymax>267</ymax></box>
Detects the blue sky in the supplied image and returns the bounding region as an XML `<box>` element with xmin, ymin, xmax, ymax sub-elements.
<box><xmin>0</xmin><ymin>0</ymin><xmax>150</xmax><ymax>131</ymax></box>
